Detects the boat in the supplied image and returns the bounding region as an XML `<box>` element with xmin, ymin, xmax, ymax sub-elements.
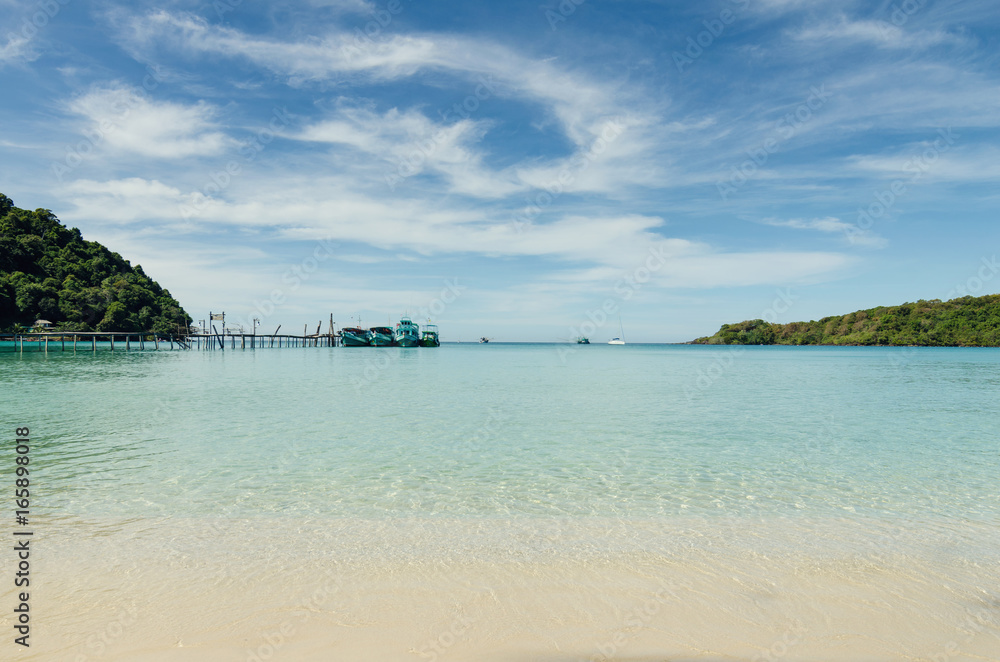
<box><xmin>479</xmin><ymin>337</ymin><xmax>491</xmax><ymax>343</ymax></box>
<box><xmin>608</xmin><ymin>314</ymin><xmax>626</xmax><ymax>345</ymax></box>
<box><xmin>576</xmin><ymin>337</ymin><xmax>590</xmax><ymax>344</ymax></box>
<box><xmin>369</xmin><ymin>326</ymin><xmax>394</xmax><ymax>346</ymax></box>
<box><xmin>341</xmin><ymin>327</ymin><xmax>370</xmax><ymax>346</ymax></box>
<box><xmin>420</xmin><ymin>323</ymin><xmax>440</xmax><ymax>347</ymax></box>
<box><xmin>394</xmin><ymin>317</ymin><xmax>420</xmax><ymax>347</ymax></box>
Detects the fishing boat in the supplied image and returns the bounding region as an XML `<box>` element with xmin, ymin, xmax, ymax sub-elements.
<box><xmin>341</xmin><ymin>327</ymin><xmax>370</xmax><ymax>346</ymax></box>
<box><xmin>395</xmin><ymin>317</ymin><xmax>420</xmax><ymax>347</ymax></box>
<box><xmin>420</xmin><ymin>323</ymin><xmax>440</xmax><ymax>347</ymax></box>
<box><xmin>576</xmin><ymin>337</ymin><xmax>590</xmax><ymax>344</ymax></box>
<box><xmin>369</xmin><ymin>326</ymin><xmax>394</xmax><ymax>346</ymax></box>
<box><xmin>479</xmin><ymin>337</ymin><xmax>491</xmax><ymax>343</ymax></box>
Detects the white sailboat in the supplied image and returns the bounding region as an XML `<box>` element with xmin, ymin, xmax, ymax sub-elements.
<box><xmin>608</xmin><ymin>315</ymin><xmax>626</xmax><ymax>345</ymax></box>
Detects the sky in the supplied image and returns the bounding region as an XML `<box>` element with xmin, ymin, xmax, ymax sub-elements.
<box><xmin>1</xmin><ymin>0</ymin><xmax>998</xmax><ymax>342</ymax></box>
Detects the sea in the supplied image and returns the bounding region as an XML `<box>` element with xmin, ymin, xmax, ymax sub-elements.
<box><xmin>1</xmin><ymin>342</ymin><xmax>999</xmax><ymax>661</ymax></box>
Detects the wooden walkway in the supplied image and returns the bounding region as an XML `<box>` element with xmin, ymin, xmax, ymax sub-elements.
<box><xmin>0</xmin><ymin>332</ymin><xmax>341</xmax><ymax>352</ymax></box>
<box><xmin>191</xmin><ymin>333</ymin><xmax>338</xmax><ymax>350</ymax></box>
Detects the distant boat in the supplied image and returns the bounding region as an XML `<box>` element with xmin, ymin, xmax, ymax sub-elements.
<box><xmin>420</xmin><ymin>323</ymin><xmax>441</xmax><ymax>347</ymax></box>
<box><xmin>369</xmin><ymin>326</ymin><xmax>394</xmax><ymax>346</ymax></box>
<box><xmin>576</xmin><ymin>337</ymin><xmax>590</xmax><ymax>344</ymax></box>
<box><xmin>342</xmin><ymin>327</ymin><xmax>370</xmax><ymax>346</ymax></box>
<box><xmin>608</xmin><ymin>315</ymin><xmax>626</xmax><ymax>345</ymax></box>
<box><xmin>395</xmin><ymin>318</ymin><xmax>420</xmax><ymax>347</ymax></box>
<box><xmin>479</xmin><ymin>337</ymin><xmax>491</xmax><ymax>343</ymax></box>
<box><xmin>342</xmin><ymin>316</ymin><xmax>370</xmax><ymax>347</ymax></box>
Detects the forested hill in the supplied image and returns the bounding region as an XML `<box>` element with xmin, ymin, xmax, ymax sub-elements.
<box><xmin>691</xmin><ymin>294</ymin><xmax>1000</xmax><ymax>346</ymax></box>
<box><xmin>0</xmin><ymin>194</ymin><xmax>191</xmax><ymax>334</ymax></box>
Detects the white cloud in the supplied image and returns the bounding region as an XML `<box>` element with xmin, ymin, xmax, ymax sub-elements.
<box><xmin>753</xmin><ymin>0</ymin><xmax>814</xmax><ymax>11</ymax></box>
<box><xmin>792</xmin><ymin>17</ymin><xmax>962</xmax><ymax>50</ymax></box>
<box><xmin>65</xmin><ymin>84</ymin><xmax>230</xmax><ymax>159</ymax></box>
<box><xmin>69</xmin><ymin>177</ymin><xmax>182</xmax><ymax>199</ymax></box>
<box><xmin>514</xmin><ymin>114</ymin><xmax>662</xmax><ymax>195</ymax></box>
<box><xmin>762</xmin><ymin>216</ymin><xmax>852</xmax><ymax>233</ymax></box>
<box><xmin>0</xmin><ymin>33</ymin><xmax>31</xmax><ymax>65</ymax></box>
<box><xmin>61</xmin><ymin>177</ymin><xmax>856</xmax><ymax>291</ymax></box>
<box><xmin>113</xmin><ymin>10</ymin><xmax>447</xmax><ymax>81</ymax></box>
<box><xmin>64</xmin><ymin>178</ymin><xmax>209</xmax><ymax>224</ymax></box>
<box><xmin>294</xmin><ymin>105</ymin><xmax>523</xmax><ymax>198</ymax></box>
<box><xmin>302</xmin><ymin>0</ymin><xmax>374</xmax><ymax>12</ymax></box>
<box><xmin>111</xmin><ymin>10</ymin><xmax>654</xmax><ymax>177</ymax></box>
<box><xmin>761</xmin><ymin>216</ymin><xmax>888</xmax><ymax>249</ymax></box>
<box><xmin>656</xmin><ymin>251</ymin><xmax>855</xmax><ymax>289</ymax></box>
<box><xmin>848</xmin><ymin>146</ymin><xmax>1000</xmax><ymax>182</ymax></box>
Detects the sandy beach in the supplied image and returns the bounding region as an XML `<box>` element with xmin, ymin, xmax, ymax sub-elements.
<box><xmin>6</xmin><ymin>515</ymin><xmax>999</xmax><ymax>661</ymax></box>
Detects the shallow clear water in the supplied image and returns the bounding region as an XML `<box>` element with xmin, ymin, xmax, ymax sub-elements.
<box><xmin>2</xmin><ymin>343</ymin><xmax>1000</xmax><ymax>659</ymax></box>
<box><xmin>3</xmin><ymin>343</ymin><xmax>998</xmax><ymax>525</ymax></box>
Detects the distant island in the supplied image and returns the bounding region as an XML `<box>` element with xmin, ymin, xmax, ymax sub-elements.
<box><xmin>692</xmin><ymin>294</ymin><xmax>1000</xmax><ymax>347</ymax></box>
<box><xmin>0</xmin><ymin>194</ymin><xmax>191</xmax><ymax>334</ymax></box>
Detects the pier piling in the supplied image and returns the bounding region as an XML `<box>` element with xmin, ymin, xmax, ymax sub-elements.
<box><xmin>3</xmin><ymin>329</ymin><xmax>345</xmax><ymax>353</ymax></box>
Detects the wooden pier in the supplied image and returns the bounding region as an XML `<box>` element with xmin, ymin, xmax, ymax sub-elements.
<box><xmin>191</xmin><ymin>332</ymin><xmax>339</xmax><ymax>350</ymax></box>
<box><xmin>0</xmin><ymin>331</ymin><xmax>340</xmax><ymax>352</ymax></box>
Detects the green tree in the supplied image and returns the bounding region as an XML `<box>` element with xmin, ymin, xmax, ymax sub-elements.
<box><xmin>96</xmin><ymin>302</ymin><xmax>130</xmax><ymax>332</ymax></box>
<box><xmin>0</xmin><ymin>193</ymin><xmax>191</xmax><ymax>332</ymax></box>
<box><xmin>691</xmin><ymin>294</ymin><xmax>1000</xmax><ymax>347</ymax></box>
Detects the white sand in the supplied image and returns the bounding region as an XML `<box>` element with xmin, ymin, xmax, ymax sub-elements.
<box><xmin>5</xmin><ymin>516</ymin><xmax>999</xmax><ymax>661</ymax></box>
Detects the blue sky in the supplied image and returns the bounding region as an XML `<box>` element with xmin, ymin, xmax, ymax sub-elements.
<box><xmin>2</xmin><ymin>0</ymin><xmax>998</xmax><ymax>341</ymax></box>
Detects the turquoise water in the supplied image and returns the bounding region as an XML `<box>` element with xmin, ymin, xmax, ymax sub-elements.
<box><xmin>4</xmin><ymin>343</ymin><xmax>1000</xmax><ymax>660</ymax></box>
<box><xmin>3</xmin><ymin>343</ymin><xmax>998</xmax><ymax>527</ymax></box>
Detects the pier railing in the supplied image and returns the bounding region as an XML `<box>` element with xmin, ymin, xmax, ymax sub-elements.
<box><xmin>190</xmin><ymin>332</ymin><xmax>338</xmax><ymax>350</ymax></box>
<box><xmin>0</xmin><ymin>331</ymin><xmax>341</xmax><ymax>352</ymax></box>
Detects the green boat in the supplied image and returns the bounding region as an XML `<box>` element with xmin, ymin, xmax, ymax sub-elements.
<box><xmin>394</xmin><ymin>317</ymin><xmax>420</xmax><ymax>347</ymax></box>
<box><xmin>369</xmin><ymin>326</ymin><xmax>394</xmax><ymax>346</ymax></box>
<box><xmin>341</xmin><ymin>327</ymin><xmax>370</xmax><ymax>346</ymax></box>
<box><xmin>420</xmin><ymin>324</ymin><xmax>440</xmax><ymax>347</ymax></box>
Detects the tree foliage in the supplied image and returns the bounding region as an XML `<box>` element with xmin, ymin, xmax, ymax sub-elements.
<box><xmin>691</xmin><ymin>296</ymin><xmax>1000</xmax><ymax>347</ymax></box>
<box><xmin>0</xmin><ymin>193</ymin><xmax>191</xmax><ymax>334</ymax></box>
